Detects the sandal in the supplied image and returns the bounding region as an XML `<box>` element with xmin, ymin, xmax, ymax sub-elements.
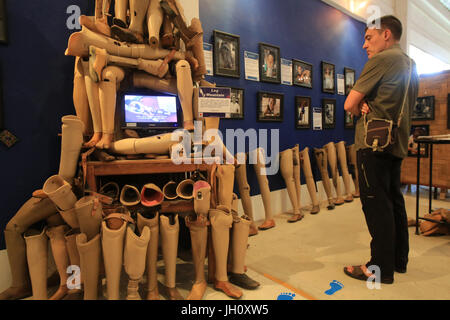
<box><xmin>258</xmin><ymin>219</ymin><xmax>275</xmax><ymax>230</ymax></box>
<box><xmin>287</xmin><ymin>214</ymin><xmax>303</xmax><ymax>223</ymax></box>
<box><xmin>344</xmin><ymin>265</ymin><xmax>394</xmax><ymax>284</ymax></box>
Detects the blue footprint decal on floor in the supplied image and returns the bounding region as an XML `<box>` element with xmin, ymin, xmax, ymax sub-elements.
<box><xmin>324</xmin><ymin>280</ymin><xmax>344</xmax><ymax>295</ymax></box>
<box><xmin>277</xmin><ymin>292</ymin><xmax>296</xmax><ymax>300</ymax></box>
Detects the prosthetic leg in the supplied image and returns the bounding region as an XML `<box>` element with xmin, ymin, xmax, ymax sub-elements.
<box><xmin>74</xmin><ymin>196</ymin><xmax>103</xmax><ymax>241</ymax></box>
<box><xmin>185</xmin><ymin>181</ymin><xmax>210</xmax><ymax>300</ymax></box>
<box><xmin>96</xmin><ymin>66</ymin><xmax>125</xmax><ymax>149</ymax></box>
<box><xmin>176</xmin><ymin>60</ymin><xmax>194</xmax><ymax>131</ymax></box>
<box><xmin>336</xmin><ymin>141</ymin><xmax>354</xmax><ymax>202</ymax></box>
<box><xmin>46</xmin><ymin>225</ymin><xmax>70</xmax><ymax>300</ymax></box>
<box><xmin>73</xmin><ymin>57</ymin><xmax>92</xmax><ymax>136</ymax></box>
<box><xmin>147</xmin><ymin>0</ymin><xmax>164</xmax><ymax>48</ymax></box>
<box><xmin>124</xmin><ymin>225</ymin><xmax>150</xmax><ymax>300</ymax></box>
<box><xmin>81</xmin><ymin>59</ymin><xmax>103</xmax><ymax>148</ymax></box>
<box><xmin>58</xmin><ymin>116</ymin><xmax>85</xmax><ymax>184</ymax></box>
<box><xmin>110</xmin><ymin>132</ymin><xmax>178</xmax><ymax>155</ymax></box>
<box><xmin>292</xmin><ymin>145</ymin><xmax>303</xmax><ymax>218</ymax></box>
<box><xmin>111</xmin><ymin>0</ymin><xmax>149</xmax><ymax>44</ymax></box>
<box><xmin>314</xmin><ymin>148</ymin><xmax>335</xmax><ymax>210</ymax></box>
<box><xmin>228</xmin><ymin>196</ymin><xmax>260</xmax><ymax>290</ymax></box>
<box><xmin>187</xmin><ymin>18</ymin><xmax>207</xmax><ymax>81</ymax></box>
<box><xmin>160</xmin><ymin>214</ymin><xmax>183</xmax><ymax>300</ymax></box>
<box><xmin>280</xmin><ymin>148</ymin><xmax>302</xmax><ymax>222</ymax></box>
<box><xmin>137</xmin><ymin>212</ymin><xmax>160</xmax><ymax>300</ymax></box>
<box><xmin>24</xmin><ymin>226</ymin><xmax>48</xmax><ymax>300</ymax></box>
<box><xmin>76</xmin><ymin>233</ymin><xmax>101</xmax><ymax>300</ymax></box>
<box><xmin>89</xmin><ymin>46</ymin><xmax>169</xmax><ymax>82</ymax></box>
<box><xmin>347</xmin><ymin>144</ymin><xmax>360</xmax><ymax>198</ymax></box>
<box><xmin>300</xmin><ymin>147</ymin><xmax>320</xmax><ymax>214</ymax></box>
<box><xmin>114</xmin><ymin>0</ymin><xmax>129</xmax><ymax>27</ymax></box>
<box><xmin>252</xmin><ymin>148</ymin><xmax>275</xmax><ymax>230</ymax></box>
<box><xmin>79</xmin><ymin>0</ymin><xmax>111</xmax><ymax>37</ymax></box>
<box><xmin>64</xmin><ymin>228</ymin><xmax>83</xmax><ymax>299</ymax></box>
<box><xmin>43</xmin><ymin>175</ymin><xmax>78</xmax><ymax>211</ymax></box>
<box><xmin>235</xmin><ymin>153</ymin><xmax>258</xmax><ymax>236</ymax></box>
<box><xmin>0</xmin><ymin>197</ymin><xmax>58</xmax><ymax>300</ymax></box>
<box><xmin>323</xmin><ymin>142</ymin><xmax>344</xmax><ymax>205</ymax></box>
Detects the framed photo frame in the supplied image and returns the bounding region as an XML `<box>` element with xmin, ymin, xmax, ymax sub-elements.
<box><xmin>322</xmin><ymin>61</ymin><xmax>336</xmax><ymax>94</ymax></box>
<box><xmin>413</xmin><ymin>96</ymin><xmax>435</xmax><ymax>121</ymax></box>
<box><xmin>0</xmin><ymin>0</ymin><xmax>7</xmax><ymax>44</ymax></box>
<box><xmin>408</xmin><ymin>125</ymin><xmax>429</xmax><ymax>158</ymax></box>
<box><xmin>322</xmin><ymin>99</ymin><xmax>336</xmax><ymax>129</ymax></box>
<box><xmin>295</xmin><ymin>96</ymin><xmax>311</xmax><ymax>129</ymax></box>
<box><xmin>344</xmin><ymin>67</ymin><xmax>355</xmax><ymax>95</ymax></box>
<box><xmin>213</xmin><ymin>30</ymin><xmax>240</xmax><ymax>78</ymax></box>
<box><xmin>218</xmin><ymin>86</ymin><xmax>245</xmax><ymax>120</ymax></box>
<box><xmin>344</xmin><ymin>111</ymin><xmax>356</xmax><ymax>129</ymax></box>
<box><xmin>257</xmin><ymin>92</ymin><xmax>284</xmax><ymax>122</ymax></box>
<box><xmin>292</xmin><ymin>59</ymin><xmax>313</xmax><ymax>89</ymax></box>
<box><xmin>259</xmin><ymin>43</ymin><xmax>281</xmax><ymax>84</ymax></box>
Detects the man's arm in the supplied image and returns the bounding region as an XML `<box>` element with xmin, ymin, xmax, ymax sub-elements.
<box><xmin>344</xmin><ymin>89</ymin><xmax>366</xmax><ymax>116</ymax></box>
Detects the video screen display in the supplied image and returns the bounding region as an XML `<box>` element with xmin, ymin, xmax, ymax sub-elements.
<box><xmin>124</xmin><ymin>95</ymin><xmax>178</xmax><ymax>124</ymax></box>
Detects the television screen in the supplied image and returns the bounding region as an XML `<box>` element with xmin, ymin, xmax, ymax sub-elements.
<box><xmin>123</xmin><ymin>94</ymin><xmax>179</xmax><ymax>129</ymax></box>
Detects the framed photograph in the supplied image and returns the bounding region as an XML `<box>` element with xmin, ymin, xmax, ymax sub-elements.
<box><xmin>218</xmin><ymin>87</ymin><xmax>245</xmax><ymax>120</ymax></box>
<box><xmin>259</xmin><ymin>43</ymin><xmax>281</xmax><ymax>84</ymax></box>
<box><xmin>292</xmin><ymin>59</ymin><xmax>313</xmax><ymax>88</ymax></box>
<box><xmin>413</xmin><ymin>96</ymin><xmax>435</xmax><ymax>121</ymax></box>
<box><xmin>0</xmin><ymin>0</ymin><xmax>7</xmax><ymax>44</ymax></box>
<box><xmin>213</xmin><ymin>30</ymin><xmax>240</xmax><ymax>78</ymax></box>
<box><xmin>322</xmin><ymin>99</ymin><xmax>336</xmax><ymax>129</ymax></box>
<box><xmin>257</xmin><ymin>92</ymin><xmax>284</xmax><ymax>122</ymax></box>
<box><xmin>344</xmin><ymin>67</ymin><xmax>355</xmax><ymax>95</ymax></box>
<box><xmin>344</xmin><ymin>111</ymin><xmax>356</xmax><ymax>129</ymax></box>
<box><xmin>408</xmin><ymin>125</ymin><xmax>429</xmax><ymax>158</ymax></box>
<box><xmin>322</xmin><ymin>61</ymin><xmax>336</xmax><ymax>94</ymax></box>
<box><xmin>295</xmin><ymin>96</ymin><xmax>311</xmax><ymax>129</ymax></box>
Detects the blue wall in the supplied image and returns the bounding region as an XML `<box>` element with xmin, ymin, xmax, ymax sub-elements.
<box><xmin>0</xmin><ymin>0</ymin><xmax>367</xmax><ymax>250</ymax></box>
<box><xmin>199</xmin><ymin>0</ymin><xmax>367</xmax><ymax>196</ymax></box>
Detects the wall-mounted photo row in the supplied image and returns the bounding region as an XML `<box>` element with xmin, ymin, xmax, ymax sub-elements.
<box><xmin>213</xmin><ymin>30</ymin><xmax>240</xmax><ymax>78</ymax></box>
<box><xmin>295</xmin><ymin>96</ymin><xmax>311</xmax><ymax>129</ymax></box>
<box><xmin>218</xmin><ymin>86</ymin><xmax>245</xmax><ymax>120</ymax></box>
<box><xmin>322</xmin><ymin>61</ymin><xmax>336</xmax><ymax>94</ymax></box>
<box><xmin>344</xmin><ymin>67</ymin><xmax>355</xmax><ymax>95</ymax></box>
<box><xmin>293</xmin><ymin>59</ymin><xmax>313</xmax><ymax>89</ymax></box>
<box><xmin>408</xmin><ymin>124</ymin><xmax>429</xmax><ymax>158</ymax></box>
<box><xmin>344</xmin><ymin>111</ymin><xmax>356</xmax><ymax>129</ymax></box>
<box><xmin>259</xmin><ymin>43</ymin><xmax>281</xmax><ymax>84</ymax></box>
<box><xmin>322</xmin><ymin>98</ymin><xmax>336</xmax><ymax>129</ymax></box>
<box><xmin>257</xmin><ymin>92</ymin><xmax>284</xmax><ymax>122</ymax></box>
<box><xmin>413</xmin><ymin>96</ymin><xmax>435</xmax><ymax>121</ymax></box>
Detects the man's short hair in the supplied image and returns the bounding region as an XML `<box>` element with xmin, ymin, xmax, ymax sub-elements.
<box><xmin>366</xmin><ymin>15</ymin><xmax>403</xmax><ymax>40</ymax></box>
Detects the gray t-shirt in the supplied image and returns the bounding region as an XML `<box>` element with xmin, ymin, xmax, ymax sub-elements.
<box><xmin>353</xmin><ymin>44</ymin><xmax>419</xmax><ymax>159</ymax></box>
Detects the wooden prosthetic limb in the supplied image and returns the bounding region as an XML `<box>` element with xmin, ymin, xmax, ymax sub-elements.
<box><xmin>175</xmin><ymin>60</ymin><xmax>194</xmax><ymax>130</ymax></box>
<box><xmin>114</xmin><ymin>0</ymin><xmax>129</xmax><ymax>27</ymax></box>
<box><xmin>81</xmin><ymin>59</ymin><xmax>103</xmax><ymax>148</ymax></box>
<box><xmin>111</xmin><ymin>0</ymin><xmax>149</xmax><ymax>44</ymax></box>
<box><xmin>97</xmin><ymin>65</ymin><xmax>125</xmax><ymax>149</ymax></box>
<box><xmin>65</xmin><ymin>26</ymin><xmax>186</xmax><ymax>61</ymax></box>
<box><xmin>89</xmin><ymin>45</ymin><xmax>169</xmax><ymax>82</ymax></box>
<box><xmin>280</xmin><ymin>148</ymin><xmax>302</xmax><ymax>222</ymax></box>
<box><xmin>336</xmin><ymin>141</ymin><xmax>354</xmax><ymax>202</ymax></box>
<box><xmin>313</xmin><ymin>148</ymin><xmax>335</xmax><ymax>210</ymax></box>
<box><xmin>147</xmin><ymin>0</ymin><xmax>164</xmax><ymax>48</ymax></box>
<box><xmin>252</xmin><ymin>148</ymin><xmax>275</xmax><ymax>230</ymax></box>
<box><xmin>346</xmin><ymin>144</ymin><xmax>360</xmax><ymax>197</ymax></box>
<box><xmin>300</xmin><ymin>147</ymin><xmax>320</xmax><ymax>214</ymax></box>
<box><xmin>323</xmin><ymin>142</ymin><xmax>345</xmax><ymax>205</ymax></box>
<box><xmin>292</xmin><ymin>145</ymin><xmax>303</xmax><ymax>217</ymax></box>
<box><xmin>73</xmin><ymin>57</ymin><xmax>93</xmax><ymax>136</ymax></box>
<box><xmin>24</xmin><ymin>226</ymin><xmax>48</xmax><ymax>300</ymax></box>
<box><xmin>58</xmin><ymin>116</ymin><xmax>85</xmax><ymax>184</ymax></box>
<box><xmin>235</xmin><ymin>153</ymin><xmax>258</xmax><ymax>235</ymax></box>
<box><xmin>187</xmin><ymin>18</ymin><xmax>207</xmax><ymax>81</ymax></box>
<box><xmin>46</xmin><ymin>225</ymin><xmax>70</xmax><ymax>300</ymax></box>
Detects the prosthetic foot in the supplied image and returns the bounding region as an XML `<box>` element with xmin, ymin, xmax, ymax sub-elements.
<box><xmin>47</xmin><ymin>225</ymin><xmax>70</xmax><ymax>300</ymax></box>
<box><xmin>300</xmin><ymin>148</ymin><xmax>320</xmax><ymax>214</ymax></box>
<box><xmin>314</xmin><ymin>148</ymin><xmax>335</xmax><ymax>210</ymax></box>
<box><xmin>210</xmin><ymin>206</ymin><xmax>242</xmax><ymax>299</ymax></box>
<box><xmin>235</xmin><ymin>153</ymin><xmax>258</xmax><ymax>235</ymax></box>
<box><xmin>137</xmin><ymin>212</ymin><xmax>160</xmax><ymax>300</ymax></box>
<box><xmin>324</xmin><ymin>142</ymin><xmax>345</xmax><ymax>205</ymax></box>
<box><xmin>252</xmin><ymin>148</ymin><xmax>275</xmax><ymax>230</ymax></box>
<box><xmin>124</xmin><ymin>225</ymin><xmax>150</xmax><ymax>300</ymax></box>
<box><xmin>24</xmin><ymin>226</ymin><xmax>48</xmax><ymax>300</ymax></box>
<box><xmin>160</xmin><ymin>214</ymin><xmax>184</xmax><ymax>300</ymax></box>
<box><xmin>336</xmin><ymin>141</ymin><xmax>353</xmax><ymax>202</ymax></box>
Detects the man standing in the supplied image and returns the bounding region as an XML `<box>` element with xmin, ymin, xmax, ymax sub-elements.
<box><xmin>343</xmin><ymin>15</ymin><xmax>419</xmax><ymax>284</ymax></box>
